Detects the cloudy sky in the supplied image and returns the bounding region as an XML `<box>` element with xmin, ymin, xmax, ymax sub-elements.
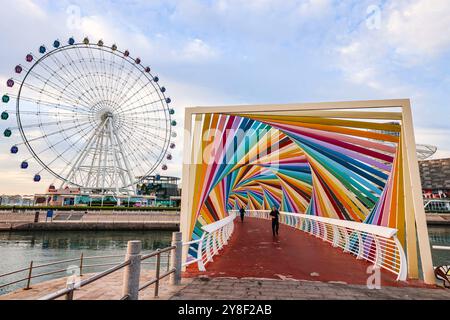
<box><xmin>0</xmin><ymin>0</ymin><xmax>449</xmax><ymax>194</ymax></box>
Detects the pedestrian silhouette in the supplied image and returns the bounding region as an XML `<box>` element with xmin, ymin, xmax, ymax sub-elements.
<box><xmin>269</xmin><ymin>206</ymin><xmax>280</xmax><ymax>236</ymax></box>
<box><xmin>239</xmin><ymin>206</ymin><xmax>246</xmax><ymax>222</ymax></box>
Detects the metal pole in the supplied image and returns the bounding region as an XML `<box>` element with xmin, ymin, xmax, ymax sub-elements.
<box><xmin>170</xmin><ymin>232</ymin><xmax>182</xmax><ymax>285</ymax></box>
<box><xmin>24</xmin><ymin>261</ymin><xmax>33</xmax><ymax>290</ymax></box>
<box><xmin>154</xmin><ymin>250</ymin><xmax>161</xmax><ymax>297</ymax></box>
<box><xmin>121</xmin><ymin>240</ymin><xmax>142</xmax><ymax>300</ymax></box>
<box><xmin>65</xmin><ymin>283</ymin><xmax>74</xmax><ymax>300</ymax></box>
<box><xmin>79</xmin><ymin>252</ymin><xmax>84</xmax><ymax>276</ymax></box>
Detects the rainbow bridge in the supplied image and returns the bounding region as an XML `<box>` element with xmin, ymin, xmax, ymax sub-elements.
<box><xmin>179</xmin><ymin>99</ymin><xmax>435</xmax><ymax>286</ymax></box>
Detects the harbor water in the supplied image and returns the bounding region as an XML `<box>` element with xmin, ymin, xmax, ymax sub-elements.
<box><xmin>0</xmin><ymin>226</ymin><xmax>449</xmax><ymax>295</ymax></box>
<box><xmin>0</xmin><ymin>230</ymin><xmax>172</xmax><ymax>295</ymax></box>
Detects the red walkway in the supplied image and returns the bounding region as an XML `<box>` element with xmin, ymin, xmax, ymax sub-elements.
<box><xmin>185</xmin><ymin>217</ymin><xmax>429</xmax><ymax>287</ymax></box>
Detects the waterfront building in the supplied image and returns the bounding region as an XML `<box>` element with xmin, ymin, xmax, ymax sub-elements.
<box><xmin>137</xmin><ymin>175</ymin><xmax>181</xmax><ymax>207</ymax></box>
<box><xmin>419</xmin><ymin>158</ymin><xmax>450</xmax><ymax>199</ymax></box>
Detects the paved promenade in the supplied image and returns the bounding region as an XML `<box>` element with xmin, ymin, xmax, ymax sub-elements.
<box><xmin>171</xmin><ymin>277</ymin><xmax>450</xmax><ymax>300</ymax></box>
<box><xmin>3</xmin><ymin>273</ymin><xmax>448</xmax><ymax>300</ymax></box>
<box><xmin>185</xmin><ymin>217</ymin><xmax>427</xmax><ymax>287</ymax></box>
<box><xmin>0</xmin><ymin>270</ymin><xmax>192</xmax><ymax>300</ymax></box>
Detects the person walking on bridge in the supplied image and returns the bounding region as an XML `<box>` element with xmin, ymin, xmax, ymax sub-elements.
<box><xmin>270</xmin><ymin>206</ymin><xmax>280</xmax><ymax>236</ymax></box>
<box><xmin>239</xmin><ymin>206</ymin><xmax>246</xmax><ymax>222</ymax></box>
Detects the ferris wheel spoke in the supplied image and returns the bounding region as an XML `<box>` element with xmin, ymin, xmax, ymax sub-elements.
<box><xmin>114</xmin><ymin>69</ymin><xmax>148</xmax><ymax>108</ymax></box>
<box><xmin>121</xmin><ymin>121</ymin><xmax>167</xmax><ymax>137</ymax></box>
<box><xmin>117</xmin><ymin>109</ymin><xmax>166</xmax><ymax>118</ymax></box>
<box><xmin>123</xmin><ymin>116</ymin><xmax>168</xmax><ymax>125</ymax></box>
<box><xmin>119</xmin><ymin>128</ymin><xmax>162</xmax><ymax>163</ymax></box>
<box><xmin>117</xmin><ymin>98</ymin><xmax>167</xmax><ymax>116</ymax></box>
<box><xmin>99</xmin><ymin>49</ymin><xmax>115</xmax><ymax>105</ymax></box>
<box><xmin>3</xmin><ymin>109</ymin><xmax>89</xmax><ymax>118</ymax></box>
<box><xmin>114</xmin><ymin>122</ymin><xmax>163</xmax><ymax>164</ymax></box>
<box><xmin>18</xmin><ymin>80</ymin><xmax>92</xmax><ymax>112</ymax></box>
<box><xmin>73</xmin><ymin>46</ymin><xmax>104</xmax><ymax>97</ymax></box>
<box><xmin>117</xmin><ymin>139</ymin><xmax>157</xmax><ymax>181</ymax></box>
<box><xmin>47</xmin><ymin>51</ymin><xmax>92</xmax><ymax>93</ymax></box>
<box><xmin>12</xmin><ymin>94</ymin><xmax>90</xmax><ymax>115</ymax></box>
<box><xmin>25</xmin><ymin>62</ymin><xmax>94</xmax><ymax>111</ymax></box>
<box><xmin>120</xmin><ymin>120</ymin><xmax>168</xmax><ymax>142</ymax></box>
<box><xmin>109</xmin><ymin>61</ymin><xmax>127</xmax><ymax>113</ymax></box>
<box><xmin>84</xmin><ymin>46</ymin><xmax>111</xmax><ymax>104</ymax></box>
<box><xmin>10</xmin><ymin>118</ymin><xmax>92</xmax><ymax>130</ymax></box>
<box><xmin>29</xmin><ymin>121</ymin><xmax>97</xmax><ymax>165</ymax></box>
<box><xmin>59</xmin><ymin>49</ymin><xmax>106</xmax><ymax>105</ymax></box>
<box><xmin>112</xmin><ymin>58</ymin><xmax>147</xmax><ymax>108</ymax></box>
<box><xmin>110</xmin><ymin>54</ymin><xmax>127</xmax><ymax>110</ymax></box>
<box><xmin>15</xmin><ymin>119</ymin><xmax>93</xmax><ymax>146</ymax></box>
<box><xmin>117</xmin><ymin>126</ymin><xmax>165</xmax><ymax>162</ymax></box>
<box><xmin>20</xmin><ymin>64</ymin><xmax>94</xmax><ymax>112</ymax></box>
<box><xmin>66</xmin><ymin>47</ymin><xmax>107</xmax><ymax>107</ymax></box>
<box><xmin>116</xmin><ymin>81</ymin><xmax>160</xmax><ymax>113</ymax></box>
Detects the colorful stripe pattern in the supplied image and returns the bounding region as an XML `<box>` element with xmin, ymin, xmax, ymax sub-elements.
<box><xmin>187</xmin><ymin>112</ymin><xmax>405</xmax><ymax>251</ymax></box>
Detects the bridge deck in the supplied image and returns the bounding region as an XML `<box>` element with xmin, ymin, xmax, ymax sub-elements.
<box><xmin>185</xmin><ymin>217</ymin><xmax>429</xmax><ymax>287</ymax></box>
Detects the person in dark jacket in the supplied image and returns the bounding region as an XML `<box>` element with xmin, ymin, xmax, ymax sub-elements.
<box><xmin>269</xmin><ymin>206</ymin><xmax>280</xmax><ymax>236</ymax></box>
<box><xmin>239</xmin><ymin>206</ymin><xmax>246</xmax><ymax>222</ymax></box>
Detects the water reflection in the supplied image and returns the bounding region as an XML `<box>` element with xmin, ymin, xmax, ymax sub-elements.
<box><xmin>0</xmin><ymin>230</ymin><xmax>172</xmax><ymax>294</ymax></box>
<box><xmin>0</xmin><ymin>230</ymin><xmax>171</xmax><ymax>251</ymax></box>
<box><xmin>428</xmin><ymin>226</ymin><xmax>450</xmax><ymax>267</ymax></box>
<box><xmin>0</xmin><ymin>227</ymin><xmax>448</xmax><ymax>295</ymax></box>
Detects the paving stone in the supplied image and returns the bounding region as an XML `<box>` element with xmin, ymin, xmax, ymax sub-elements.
<box><xmin>169</xmin><ymin>277</ymin><xmax>450</xmax><ymax>300</ymax></box>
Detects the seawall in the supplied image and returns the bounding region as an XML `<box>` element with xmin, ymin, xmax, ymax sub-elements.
<box><xmin>0</xmin><ymin>221</ymin><xmax>179</xmax><ymax>231</ymax></box>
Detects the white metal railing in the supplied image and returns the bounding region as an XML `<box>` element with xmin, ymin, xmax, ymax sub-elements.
<box><xmin>182</xmin><ymin>212</ymin><xmax>236</xmax><ymax>271</ymax></box>
<box><xmin>230</xmin><ymin>210</ymin><xmax>407</xmax><ymax>281</ymax></box>
<box><xmin>424</xmin><ymin>199</ymin><xmax>450</xmax><ymax>213</ymax></box>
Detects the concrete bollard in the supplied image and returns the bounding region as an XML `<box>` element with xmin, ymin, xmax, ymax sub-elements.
<box><xmin>170</xmin><ymin>232</ymin><xmax>182</xmax><ymax>285</ymax></box>
<box><xmin>122</xmin><ymin>240</ymin><xmax>142</xmax><ymax>300</ymax></box>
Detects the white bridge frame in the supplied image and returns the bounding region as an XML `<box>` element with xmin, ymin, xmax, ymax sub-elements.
<box><xmin>180</xmin><ymin>99</ymin><xmax>435</xmax><ymax>284</ymax></box>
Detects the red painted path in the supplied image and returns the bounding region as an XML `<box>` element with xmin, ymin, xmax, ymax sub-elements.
<box><xmin>185</xmin><ymin>217</ymin><xmax>428</xmax><ymax>287</ymax></box>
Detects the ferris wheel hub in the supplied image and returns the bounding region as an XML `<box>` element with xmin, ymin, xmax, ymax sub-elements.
<box><xmin>100</xmin><ymin>111</ymin><xmax>114</xmax><ymax>121</ymax></box>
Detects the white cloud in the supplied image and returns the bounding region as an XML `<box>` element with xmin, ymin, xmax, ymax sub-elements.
<box><xmin>179</xmin><ymin>39</ymin><xmax>218</xmax><ymax>62</ymax></box>
<box><xmin>297</xmin><ymin>0</ymin><xmax>331</xmax><ymax>18</ymax></box>
<box><xmin>385</xmin><ymin>0</ymin><xmax>450</xmax><ymax>60</ymax></box>
<box><xmin>335</xmin><ymin>0</ymin><xmax>450</xmax><ymax>95</ymax></box>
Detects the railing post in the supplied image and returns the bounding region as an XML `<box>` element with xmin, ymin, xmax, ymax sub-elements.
<box><xmin>154</xmin><ymin>250</ymin><xmax>161</xmax><ymax>297</ymax></box>
<box><xmin>205</xmin><ymin>233</ymin><xmax>213</xmax><ymax>262</ymax></box>
<box><xmin>197</xmin><ymin>234</ymin><xmax>206</xmax><ymax>271</ymax></box>
<box><xmin>212</xmin><ymin>232</ymin><xmax>218</xmax><ymax>255</ymax></box>
<box><xmin>393</xmin><ymin>235</ymin><xmax>407</xmax><ymax>281</ymax></box>
<box><xmin>170</xmin><ymin>232</ymin><xmax>182</xmax><ymax>285</ymax></box>
<box><xmin>322</xmin><ymin>222</ymin><xmax>328</xmax><ymax>241</ymax></box>
<box><xmin>356</xmin><ymin>232</ymin><xmax>364</xmax><ymax>259</ymax></box>
<box><xmin>79</xmin><ymin>252</ymin><xmax>84</xmax><ymax>276</ymax></box>
<box><xmin>121</xmin><ymin>240</ymin><xmax>142</xmax><ymax>300</ymax></box>
<box><xmin>223</xmin><ymin>225</ymin><xmax>229</xmax><ymax>245</ymax></box>
<box><xmin>24</xmin><ymin>261</ymin><xmax>33</xmax><ymax>290</ymax></box>
<box><xmin>343</xmin><ymin>229</ymin><xmax>350</xmax><ymax>253</ymax></box>
<box><xmin>374</xmin><ymin>237</ymin><xmax>382</xmax><ymax>268</ymax></box>
<box><xmin>332</xmin><ymin>225</ymin><xmax>339</xmax><ymax>247</ymax></box>
<box><xmin>65</xmin><ymin>282</ymin><xmax>74</xmax><ymax>300</ymax></box>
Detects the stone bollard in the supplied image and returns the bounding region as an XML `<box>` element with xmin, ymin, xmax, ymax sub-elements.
<box><xmin>170</xmin><ymin>232</ymin><xmax>182</xmax><ymax>285</ymax></box>
<box><xmin>122</xmin><ymin>240</ymin><xmax>142</xmax><ymax>300</ymax></box>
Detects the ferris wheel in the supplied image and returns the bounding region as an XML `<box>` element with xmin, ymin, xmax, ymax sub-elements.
<box><xmin>1</xmin><ymin>37</ymin><xmax>176</xmax><ymax>194</ymax></box>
